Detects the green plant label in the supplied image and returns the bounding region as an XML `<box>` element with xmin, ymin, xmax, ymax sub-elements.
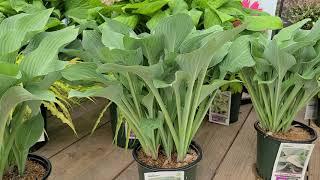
<box><xmin>144</xmin><ymin>171</ymin><xmax>184</xmax><ymax>180</ymax></box>
<box><xmin>271</xmin><ymin>143</ymin><xmax>314</xmax><ymax>180</ymax></box>
<box><xmin>209</xmin><ymin>91</ymin><xmax>232</xmax><ymax>126</ymax></box>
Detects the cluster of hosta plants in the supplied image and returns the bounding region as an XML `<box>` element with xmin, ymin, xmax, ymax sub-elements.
<box><xmin>61</xmin><ymin>14</ymin><xmax>256</xmax><ymax>161</ymax></box>
<box><xmin>0</xmin><ymin>9</ymin><xmax>79</xmax><ymax>178</ymax></box>
<box><xmin>239</xmin><ymin>19</ymin><xmax>320</xmax><ymax>132</ymax></box>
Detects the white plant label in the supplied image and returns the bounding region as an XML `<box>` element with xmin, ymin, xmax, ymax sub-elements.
<box><xmin>125</xmin><ymin>122</ymin><xmax>136</xmax><ymax>140</ymax></box>
<box><xmin>271</xmin><ymin>143</ymin><xmax>314</xmax><ymax>180</ymax></box>
<box><xmin>304</xmin><ymin>98</ymin><xmax>318</xmax><ymax>120</ymax></box>
<box><xmin>37</xmin><ymin>131</ymin><xmax>45</xmax><ymax>142</ymax></box>
<box><xmin>209</xmin><ymin>91</ymin><xmax>231</xmax><ymax>126</ymax></box>
<box><xmin>144</xmin><ymin>171</ymin><xmax>184</xmax><ymax>180</ymax></box>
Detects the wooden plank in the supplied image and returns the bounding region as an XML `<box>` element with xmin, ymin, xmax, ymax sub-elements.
<box><xmin>48</xmin><ymin>124</ymin><xmax>116</xmax><ymax>180</ymax></box>
<box><xmin>213</xmin><ymin>109</ymin><xmax>257</xmax><ymax>180</ymax></box>
<box><xmin>37</xmin><ymin>99</ymin><xmax>109</xmax><ymax>157</ymax></box>
<box><xmin>115</xmin><ymin>105</ymin><xmax>253</xmax><ymax>180</ymax></box>
<box><xmin>308</xmin><ymin>122</ymin><xmax>320</xmax><ymax>180</ymax></box>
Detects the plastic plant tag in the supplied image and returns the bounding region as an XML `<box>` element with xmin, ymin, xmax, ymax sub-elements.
<box><xmin>125</xmin><ymin>122</ymin><xmax>136</xmax><ymax>140</ymax></box>
<box><xmin>37</xmin><ymin>131</ymin><xmax>45</xmax><ymax>142</ymax></box>
<box><xmin>209</xmin><ymin>91</ymin><xmax>231</xmax><ymax>126</ymax></box>
<box><xmin>304</xmin><ymin>97</ymin><xmax>318</xmax><ymax>120</ymax></box>
<box><xmin>144</xmin><ymin>171</ymin><xmax>184</xmax><ymax>180</ymax></box>
<box><xmin>271</xmin><ymin>143</ymin><xmax>315</xmax><ymax>180</ymax></box>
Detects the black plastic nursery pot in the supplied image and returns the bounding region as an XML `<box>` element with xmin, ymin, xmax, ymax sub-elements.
<box><xmin>28</xmin><ymin>154</ymin><xmax>52</xmax><ymax>180</ymax></box>
<box><xmin>254</xmin><ymin>121</ymin><xmax>317</xmax><ymax>180</ymax></box>
<box><xmin>229</xmin><ymin>92</ymin><xmax>242</xmax><ymax>124</ymax></box>
<box><xmin>110</xmin><ymin>103</ymin><xmax>139</xmax><ymax>149</ymax></box>
<box><xmin>132</xmin><ymin>141</ymin><xmax>203</xmax><ymax>180</ymax></box>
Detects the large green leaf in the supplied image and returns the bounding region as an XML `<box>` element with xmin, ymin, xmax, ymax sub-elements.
<box><xmin>274</xmin><ymin>19</ymin><xmax>311</xmax><ymax>42</ymax></box>
<box><xmin>153</xmin><ymin>14</ymin><xmax>194</xmax><ymax>52</ymax></box>
<box><xmin>0</xmin><ymin>86</ymin><xmax>54</xmax><ymax>145</ymax></box>
<box><xmin>20</xmin><ymin>26</ymin><xmax>79</xmax><ymax>79</ymax></box>
<box><xmin>15</xmin><ymin>112</ymin><xmax>44</xmax><ymax>152</ymax></box>
<box><xmin>0</xmin><ymin>9</ymin><xmax>52</xmax><ymax>56</ymax></box>
<box><xmin>0</xmin><ymin>63</ymin><xmax>21</xmax><ymax>95</ymax></box>
<box><xmin>61</xmin><ymin>63</ymin><xmax>109</xmax><ymax>84</ymax></box>
<box><xmin>244</xmin><ymin>16</ymin><xmax>283</xmax><ymax>31</ymax></box>
<box><xmin>219</xmin><ymin>35</ymin><xmax>255</xmax><ymax>78</ymax></box>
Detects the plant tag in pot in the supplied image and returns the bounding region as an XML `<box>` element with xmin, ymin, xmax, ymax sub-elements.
<box><xmin>304</xmin><ymin>98</ymin><xmax>318</xmax><ymax>120</ymax></box>
<box><xmin>209</xmin><ymin>91</ymin><xmax>231</xmax><ymax>126</ymax></box>
<box><xmin>144</xmin><ymin>171</ymin><xmax>184</xmax><ymax>180</ymax></box>
<box><xmin>271</xmin><ymin>143</ymin><xmax>314</xmax><ymax>180</ymax></box>
<box><xmin>37</xmin><ymin>131</ymin><xmax>45</xmax><ymax>142</ymax></box>
<box><xmin>125</xmin><ymin>123</ymin><xmax>136</xmax><ymax>140</ymax></box>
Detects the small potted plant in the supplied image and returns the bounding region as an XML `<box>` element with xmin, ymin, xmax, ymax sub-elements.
<box><xmin>235</xmin><ymin>19</ymin><xmax>320</xmax><ymax>179</ymax></box>
<box><xmin>0</xmin><ymin>9</ymin><xmax>78</xmax><ymax>180</ymax></box>
<box><xmin>63</xmin><ymin>14</ymin><xmax>266</xmax><ymax>179</ymax></box>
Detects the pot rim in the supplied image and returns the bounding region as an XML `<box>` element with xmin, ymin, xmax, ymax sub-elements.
<box><xmin>28</xmin><ymin>153</ymin><xmax>52</xmax><ymax>179</ymax></box>
<box><xmin>254</xmin><ymin>121</ymin><xmax>318</xmax><ymax>143</ymax></box>
<box><xmin>132</xmin><ymin>141</ymin><xmax>203</xmax><ymax>171</ymax></box>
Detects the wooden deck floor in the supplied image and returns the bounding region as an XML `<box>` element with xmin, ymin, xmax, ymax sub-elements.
<box><xmin>37</xmin><ymin>101</ymin><xmax>320</xmax><ymax>180</ymax></box>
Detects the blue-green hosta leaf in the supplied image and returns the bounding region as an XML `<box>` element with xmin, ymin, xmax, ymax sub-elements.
<box><xmin>153</xmin><ymin>14</ymin><xmax>194</xmax><ymax>52</ymax></box>
<box><xmin>124</xmin><ymin>34</ymin><xmax>165</xmax><ymax>65</ymax></box>
<box><xmin>177</xmin><ymin>25</ymin><xmax>246</xmax><ymax>80</ymax></box>
<box><xmin>15</xmin><ymin>112</ymin><xmax>44</xmax><ymax>151</ymax></box>
<box><xmin>263</xmin><ymin>40</ymin><xmax>296</xmax><ymax>80</ymax></box>
<box><xmin>20</xmin><ymin>26</ymin><xmax>79</xmax><ymax>79</ymax></box>
<box><xmin>142</xmin><ymin>92</ymin><xmax>155</xmax><ymax>117</ymax></box>
<box><xmin>61</xmin><ymin>63</ymin><xmax>109</xmax><ymax>84</ymax></box>
<box><xmin>274</xmin><ymin>19</ymin><xmax>311</xmax><ymax>42</ymax></box>
<box><xmin>245</xmin><ymin>16</ymin><xmax>283</xmax><ymax>31</ymax></box>
<box><xmin>0</xmin><ymin>86</ymin><xmax>54</xmax><ymax>145</ymax></box>
<box><xmin>103</xmin><ymin>48</ymin><xmax>144</xmax><ymax>65</ymax></box>
<box><xmin>69</xmin><ymin>85</ymin><xmax>123</xmax><ymax>104</ymax></box>
<box><xmin>180</xmin><ymin>25</ymin><xmax>223</xmax><ymax>53</ymax></box>
<box><xmin>139</xmin><ymin>117</ymin><xmax>163</xmax><ymax>139</ymax></box>
<box><xmin>97</xmin><ymin>63</ymin><xmax>164</xmax><ymax>81</ymax></box>
<box><xmin>100</xmin><ymin>24</ymin><xmax>125</xmax><ymax>50</ymax></box>
<box><xmin>220</xmin><ymin>35</ymin><xmax>255</xmax><ymax>78</ymax></box>
<box><xmin>0</xmin><ymin>9</ymin><xmax>52</xmax><ymax>56</ymax></box>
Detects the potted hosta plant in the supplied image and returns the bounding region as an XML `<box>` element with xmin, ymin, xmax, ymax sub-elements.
<box><xmin>62</xmin><ymin>14</ymin><xmax>258</xmax><ymax>179</ymax></box>
<box><xmin>0</xmin><ymin>9</ymin><xmax>78</xmax><ymax>180</ymax></box>
<box><xmin>236</xmin><ymin>19</ymin><xmax>320</xmax><ymax>179</ymax></box>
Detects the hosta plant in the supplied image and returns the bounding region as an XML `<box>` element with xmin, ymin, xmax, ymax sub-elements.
<box><xmin>238</xmin><ymin>18</ymin><xmax>320</xmax><ymax>132</ymax></box>
<box><xmin>0</xmin><ymin>9</ymin><xmax>78</xmax><ymax>179</ymax></box>
<box><xmin>63</xmin><ymin>14</ymin><xmax>254</xmax><ymax>161</ymax></box>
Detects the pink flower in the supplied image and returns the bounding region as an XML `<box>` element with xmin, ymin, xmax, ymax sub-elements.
<box><xmin>242</xmin><ymin>0</ymin><xmax>263</xmax><ymax>11</ymax></box>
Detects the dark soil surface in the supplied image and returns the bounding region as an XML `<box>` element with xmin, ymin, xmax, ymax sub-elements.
<box><xmin>3</xmin><ymin>160</ymin><xmax>45</xmax><ymax>180</ymax></box>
